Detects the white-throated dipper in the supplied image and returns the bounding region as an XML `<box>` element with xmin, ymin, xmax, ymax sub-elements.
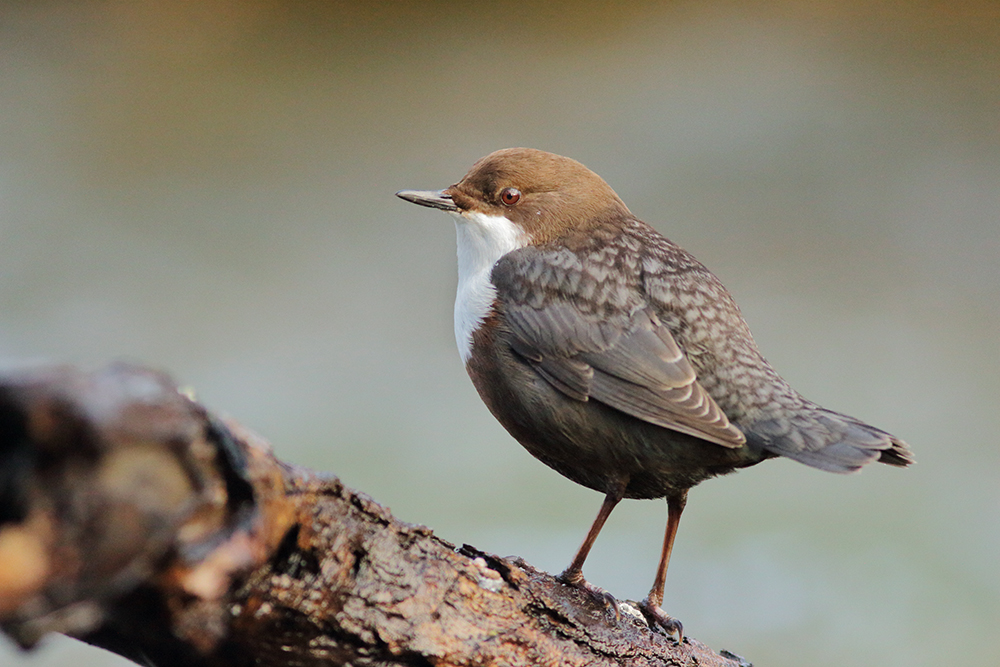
<box><xmin>396</xmin><ymin>148</ymin><xmax>913</xmax><ymax>639</ymax></box>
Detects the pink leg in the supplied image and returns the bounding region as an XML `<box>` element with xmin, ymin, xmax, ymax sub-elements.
<box><xmin>558</xmin><ymin>482</ymin><xmax>626</xmax><ymax>616</ymax></box>
<box><xmin>639</xmin><ymin>491</ymin><xmax>687</xmax><ymax>641</ymax></box>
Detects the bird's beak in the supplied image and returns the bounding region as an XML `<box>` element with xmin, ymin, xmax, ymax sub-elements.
<box><xmin>396</xmin><ymin>189</ymin><xmax>459</xmax><ymax>212</ymax></box>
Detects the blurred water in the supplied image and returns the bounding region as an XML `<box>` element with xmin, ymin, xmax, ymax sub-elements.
<box><xmin>1</xmin><ymin>3</ymin><xmax>998</xmax><ymax>666</ymax></box>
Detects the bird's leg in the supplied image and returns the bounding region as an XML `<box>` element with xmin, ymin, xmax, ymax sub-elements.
<box><xmin>639</xmin><ymin>491</ymin><xmax>688</xmax><ymax>641</ymax></box>
<box><xmin>558</xmin><ymin>481</ymin><xmax>626</xmax><ymax>617</ymax></box>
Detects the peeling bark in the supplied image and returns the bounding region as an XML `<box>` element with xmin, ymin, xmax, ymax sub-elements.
<box><xmin>0</xmin><ymin>364</ymin><xmax>750</xmax><ymax>667</ymax></box>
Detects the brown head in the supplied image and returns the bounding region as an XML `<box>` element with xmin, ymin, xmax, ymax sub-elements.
<box><xmin>398</xmin><ymin>148</ymin><xmax>631</xmax><ymax>245</ymax></box>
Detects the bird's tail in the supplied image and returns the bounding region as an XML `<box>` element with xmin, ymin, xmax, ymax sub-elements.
<box><xmin>747</xmin><ymin>406</ymin><xmax>914</xmax><ymax>474</ymax></box>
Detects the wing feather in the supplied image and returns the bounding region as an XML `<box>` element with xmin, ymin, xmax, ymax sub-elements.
<box><xmin>493</xmin><ymin>247</ymin><xmax>745</xmax><ymax>449</ymax></box>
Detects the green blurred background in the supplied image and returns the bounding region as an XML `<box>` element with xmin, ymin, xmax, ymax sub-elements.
<box><xmin>1</xmin><ymin>2</ymin><xmax>997</xmax><ymax>665</ymax></box>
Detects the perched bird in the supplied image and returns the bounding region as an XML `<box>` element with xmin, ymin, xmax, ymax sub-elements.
<box><xmin>397</xmin><ymin>148</ymin><xmax>913</xmax><ymax>639</ymax></box>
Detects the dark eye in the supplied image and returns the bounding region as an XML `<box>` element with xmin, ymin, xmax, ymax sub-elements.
<box><xmin>499</xmin><ymin>187</ymin><xmax>521</xmax><ymax>206</ymax></box>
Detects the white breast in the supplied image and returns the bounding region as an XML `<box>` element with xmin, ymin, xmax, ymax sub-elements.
<box><xmin>451</xmin><ymin>211</ymin><xmax>529</xmax><ymax>363</ymax></box>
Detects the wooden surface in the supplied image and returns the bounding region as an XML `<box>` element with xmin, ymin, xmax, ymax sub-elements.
<box><xmin>0</xmin><ymin>364</ymin><xmax>751</xmax><ymax>667</ymax></box>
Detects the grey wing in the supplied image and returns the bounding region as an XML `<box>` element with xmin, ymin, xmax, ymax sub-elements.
<box><xmin>494</xmin><ymin>249</ymin><xmax>745</xmax><ymax>449</ymax></box>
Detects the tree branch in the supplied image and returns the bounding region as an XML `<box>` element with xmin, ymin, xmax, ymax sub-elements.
<box><xmin>0</xmin><ymin>363</ymin><xmax>751</xmax><ymax>667</ymax></box>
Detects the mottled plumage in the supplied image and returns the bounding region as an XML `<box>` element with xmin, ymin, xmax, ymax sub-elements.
<box><xmin>397</xmin><ymin>147</ymin><xmax>913</xmax><ymax>639</ymax></box>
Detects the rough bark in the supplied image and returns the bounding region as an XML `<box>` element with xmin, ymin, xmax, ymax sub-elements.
<box><xmin>0</xmin><ymin>363</ymin><xmax>751</xmax><ymax>667</ymax></box>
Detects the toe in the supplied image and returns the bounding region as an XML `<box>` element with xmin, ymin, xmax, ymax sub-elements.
<box><xmin>638</xmin><ymin>597</ymin><xmax>684</xmax><ymax>642</ymax></box>
<box><xmin>557</xmin><ymin>571</ymin><xmax>620</xmax><ymax>621</ymax></box>
<box><xmin>599</xmin><ymin>588</ymin><xmax>620</xmax><ymax>622</ymax></box>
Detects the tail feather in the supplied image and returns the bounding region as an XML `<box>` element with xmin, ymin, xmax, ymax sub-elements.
<box><xmin>747</xmin><ymin>407</ymin><xmax>914</xmax><ymax>474</ymax></box>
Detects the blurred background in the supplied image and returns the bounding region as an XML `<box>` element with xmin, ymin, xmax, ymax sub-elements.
<box><xmin>1</xmin><ymin>1</ymin><xmax>997</xmax><ymax>665</ymax></box>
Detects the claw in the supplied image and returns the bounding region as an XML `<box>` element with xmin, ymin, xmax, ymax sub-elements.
<box><xmin>557</xmin><ymin>570</ymin><xmax>621</xmax><ymax>621</ymax></box>
<box><xmin>599</xmin><ymin>589</ymin><xmax>621</xmax><ymax>622</ymax></box>
<box><xmin>638</xmin><ymin>596</ymin><xmax>683</xmax><ymax>642</ymax></box>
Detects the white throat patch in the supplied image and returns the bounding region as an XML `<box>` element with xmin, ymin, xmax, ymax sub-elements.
<box><xmin>452</xmin><ymin>211</ymin><xmax>528</xmax><ymax>363</ymax></box>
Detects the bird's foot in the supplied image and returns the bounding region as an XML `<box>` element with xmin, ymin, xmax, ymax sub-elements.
<box><xmin>557</xmin><ymin>568</ymin><xmax>620</xmax><ymax>621</ymax></box>
<box><xmin>637</xmin><ymin>596</ymin><xmax>683</xmax><ymax>642</ymax></box>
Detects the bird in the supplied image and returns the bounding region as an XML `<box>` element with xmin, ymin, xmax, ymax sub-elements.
<box><xmin>396</xmin><ymin>147</ymin><xmax>913</xmax><ymax>640</ymax></box>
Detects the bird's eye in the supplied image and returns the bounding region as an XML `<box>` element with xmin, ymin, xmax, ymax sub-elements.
<box><xmin>499</xmin><ymin>187</ymin><xmax>521</xmax><ymax>206</ymax></box>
